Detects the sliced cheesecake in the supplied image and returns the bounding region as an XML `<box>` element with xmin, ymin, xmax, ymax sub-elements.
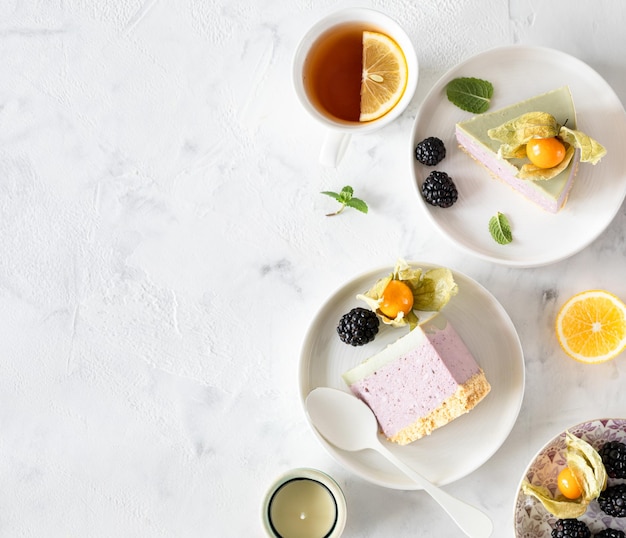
<box><xmin>342</xmin><ymin>316</ymin><xmax>490</xmax><ymax>445</ymax></box>
<box><xmin>456</xmin><ymin>86</ymin><xmax>579</xmax><ymax>213</ymax></box>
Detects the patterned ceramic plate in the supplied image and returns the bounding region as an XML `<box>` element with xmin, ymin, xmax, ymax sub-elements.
<box><xmin>514</xmin><ymin>418</ymin><xmax>626</xmax><ymax>537</ymax></box>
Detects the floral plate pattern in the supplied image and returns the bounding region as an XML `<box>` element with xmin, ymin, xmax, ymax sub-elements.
<box><xmin>514</xmin><ymin>418</ymin><xmax>626</xmax><ymax>537</ymax></box>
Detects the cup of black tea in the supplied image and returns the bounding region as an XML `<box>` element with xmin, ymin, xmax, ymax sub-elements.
<box><xmin>293</xmin><ymin>8</ymin><xmax>418</xmax><ymax>167</ymax></box>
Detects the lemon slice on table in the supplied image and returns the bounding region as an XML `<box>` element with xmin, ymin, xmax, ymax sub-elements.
<box><xmin>556</xmin><ymin>290</ymin><xmax>626</xmax><ymax>363</ymax></box>
<box><xmin>359</xmin><ymin>31</ymin><xmax>408</xmax><ymax>122</ymax></box>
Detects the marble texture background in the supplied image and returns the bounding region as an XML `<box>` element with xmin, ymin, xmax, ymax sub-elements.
<box><xmin>0</xmin><ymin>0</ymin><xmax>625</xmax><ymax>536</ymax></box>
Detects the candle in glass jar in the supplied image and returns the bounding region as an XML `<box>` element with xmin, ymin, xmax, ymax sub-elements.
<box><xmin>269</xmin><ymin>478</ymin><xmax>337</xmax><ymax>538</ymax></box>
<box><xmin>262</xmin><ymin>468</ymin><xmax>346</xmax><ymax>538</ymax></box>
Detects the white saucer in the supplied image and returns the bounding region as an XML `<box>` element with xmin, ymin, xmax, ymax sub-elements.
<box><xmin>299</xmin><ymin>263</ymin><xmax>525</xmax><ymax>489</ymax></box>
<box><xmin>410</xmin><ymin>45</ymin><xmax>626</xmax><ymax>267</ymax></box>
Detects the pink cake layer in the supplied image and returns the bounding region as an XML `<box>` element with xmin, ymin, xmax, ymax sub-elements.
<box><xmin>455</xmin><ymin>127</ymin><xmax>579</xmax><ymax>213</ymax></box>
<box><xmin>345</xmin><ymin>318</ymin><xmax>490</xmax><ymax>444</ymax></box>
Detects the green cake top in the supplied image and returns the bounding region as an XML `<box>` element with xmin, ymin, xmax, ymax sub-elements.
<box><xmin>458</xmin><ymin>86</ymin><xmax>606</xmax><ymax>182</ymax></box>
<box><xmin>457</xmin><ymin>86</ymin><xmax>577</xmax><ymax>155</ymax></box>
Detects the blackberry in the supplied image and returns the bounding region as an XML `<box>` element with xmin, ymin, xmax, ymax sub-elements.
<box><xmin>421</xmin><ymin>171</ymin><xmax>458</xmax><ymax>208</ymax></box>
<box><xmin>336</xmin><ymin>308</ymin><xmax>379</xmax><ymax>346</ymax></box>
<box><xmin>595</xmin><ymin>530</ymin><xmax>626</xmax><ymax>538</ymax></box>
<box><xmin>599</xmin><ymin>484</ymin><xmax>626</xmax><ymax>517</ymax></box>
<box><xmin>551</xmin><ymin>519</ymin><xmax>591</xmax><ymax>538</ymax></box>
<box><xmin>599</xmin><ymin>441</ymin><xmax>626</xmax><ymax>478</ymax></box>
<box><xmin>415</xmin><ymin>137</ymin><xmax>446</xmax><ymax>166</ymax></box>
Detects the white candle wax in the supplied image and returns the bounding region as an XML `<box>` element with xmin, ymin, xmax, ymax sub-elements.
<box><xmin>262</xmin><ymin>469</ymin><xmax>346</xmax><ymax>538</ymax></box>
<box><xmin>269</xmin><ymin>478</ymin><xmax>337</xmax><ymax>538</ymax></box>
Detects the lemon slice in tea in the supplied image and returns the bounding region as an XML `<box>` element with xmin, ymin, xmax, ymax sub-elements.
<box><xmin>556</xmin><ymin>289</ymin><xmax>626</xmax><ymax>363</ymax></box>
<box><xmin>359</xmin><ymin>31</ymin><xmax>408</xmax><ymax>122</ymax></box>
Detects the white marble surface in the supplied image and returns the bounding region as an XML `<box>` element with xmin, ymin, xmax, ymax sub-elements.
<box><xmin>1</xmin><ymin>1</ymin><xmax>626</xmax><ymax>536</ymax></box>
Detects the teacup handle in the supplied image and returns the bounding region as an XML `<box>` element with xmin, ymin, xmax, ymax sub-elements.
<box><xmin>319</xmin><ymin>130</ymin><xmax>351</xmax><ymax>167</ymax></box>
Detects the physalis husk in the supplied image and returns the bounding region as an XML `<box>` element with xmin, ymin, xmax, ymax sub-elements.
<box><xmin>487</xmin><ymin>111</ymin><xmax>606</xmax><ymax>181</ymax></box>
<box><xmin>559</xmin><ymin>126</ymin><xmax>607</xmax><ymax>165</ymax></box>
<box><xmin>521</xmin><ymin>431</ymin><xmax>607</xmax><ymax>518</ymax></box>
<box><xmin>356</xmin><ymin>259</ymin><xmax>458</xmax><ymax>330</ymax></box>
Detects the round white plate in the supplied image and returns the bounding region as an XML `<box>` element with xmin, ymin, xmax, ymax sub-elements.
<box><xmin>514</xmin><ymin>418</ymin><xmax>626</xmax><ymax>537</ymax></box>
<box><xmin>299</xmin><ymin>263</ymin><xmax>525</xmax><ymax>490</ymax></box>
<box><xmin>410</xmin><ymin>45</ymin><xmax>626</xmax><ymax>267</ymax></box>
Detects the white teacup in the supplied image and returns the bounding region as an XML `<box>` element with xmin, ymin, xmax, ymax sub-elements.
<box><xmin>293</xmin><ymin>8</ymin><xmax>419</xmax><ymax>167</ymax></box>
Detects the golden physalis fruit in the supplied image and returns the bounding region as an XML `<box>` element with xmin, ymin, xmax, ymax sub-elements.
<box><xmin>556</xmin><ymin>290</ymin><xmax>626</xmax><ymax>364</ymax></box>
<box><xmin>522</xmin><ymin>432</ymin><xmax>607</xmax><ymax>518</ymax></box>
<box><xmin>356</xmin><ymin>259</ymin><xmax>458</xmax><ymax>330</ymax></box>
<box><xmin>488</xmin><ymin>111</ymin><xmax>606</xmax><ymax>181</ymax></box>
<box><xmin>379</xmin><ymin>280</ymin><xmax>414</xmax><ymax>319</ymax></box>
<box><xmin>557</xmin><ymin>467</ymin><xmax>582</xmax><ymax>500</ymax></box>
<box><xmin>359</xmin><ymin>31</ymin><xmax>408</xmax><ymax>122</ymax></box>
<box><xmin>526</xmin><ymin>137</ymin><xmax>566</xmax><ymax>169</ymax></box>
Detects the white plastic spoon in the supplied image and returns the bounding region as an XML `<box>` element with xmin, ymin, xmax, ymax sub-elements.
<box><xmin>305</xmin><ymin>387</ymin><xmax>493</xmax><ymax>538</ymax></box>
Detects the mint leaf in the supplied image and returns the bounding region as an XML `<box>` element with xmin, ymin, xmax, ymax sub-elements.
<box><xmin>346</xmin><ymin>197</ymin><xmax>368</xmax><ymax>214</ymax></box>
<box><xmin>321</xmin><ymin>185</ymin><xmax>368</xmax><ymax>216</ymax></box>
<box><xmin>446</xmin><ymin>77</ymin><xmax>494</xmax><ymax>114</ymax></box>
<box><xmin>337</xmin><ymin>185</ymin><xmax>354</xmax><ymax>203</ymax></box>
<box><xmin>320</xmin><ymin>191</ymin><xmax>342</xmax><ymax>202</ymax></box>
<box><xmin>489</xmin><ymin>212</ymin><xmax>513</xmax><ymax>244</ymax></box>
